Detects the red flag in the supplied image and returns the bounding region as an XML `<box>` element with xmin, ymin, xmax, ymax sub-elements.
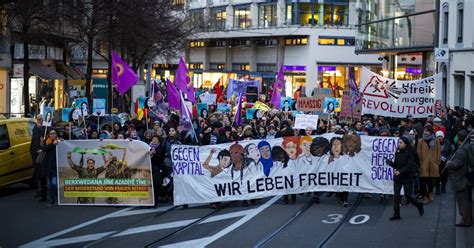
<box><xmin>215</xmin><ymin>80</ymin><xmax>224</xmax><ymax>103</ymax></box>
<box><xmin>293</xmin><ymin>85</ymin><xmax>303</xmax><ymax>99</ymax></box>
<box><xmin>133</xmin><ymin>98</ymin><xmax>139</xmax><ymax>117</ymax></box>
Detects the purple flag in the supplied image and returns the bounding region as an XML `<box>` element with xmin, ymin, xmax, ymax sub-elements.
<box><xmin>271</xmin><ymin>65</ymin><xmax>285</xmax><ymax>109</ymax></box>
<box><xmin>111</xmin><ymin>51</ymin><xmax>138</xmax><ymax>95</ymax></box>
<box><xmin>234</xmin><ymin>93</ymin><xmax>243</xmax><ymax>127</ymax></box>
<box><xmin>349</xmin><ymin>70</ymin><xmax>361</xmax><ymax>109</ymax></box>
<box><xmin>175</xmin><ymin>57</ymin><xmax>196</xmax><ymax>103</ymax></box>
<box><xmin>166</xmin><ymin>79</ymin><xmax>181</xmax><ymax>111</ymax></box>
<box><xmin>180</xmin><ymin>94</ymin><xmax>193</xmax><ymax>130</ymax></box>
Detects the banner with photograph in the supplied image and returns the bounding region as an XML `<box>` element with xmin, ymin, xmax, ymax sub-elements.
<box><xmin>43</xmin><ymin>107</ymin><xmax>54</xmax><ymax>127</ymax></box>
<box><xmin>93</xmin><ymin>98</ymin><xmax>106</xmax><ymax>116</ymax></box>
<box><xmin>339</xmin><ymin>90</ymin><xmax>362</xmax><ymax>123</ymax></box>
<box><xmin>57</xmin><ymin>140</ymin><xmax>154</xmax><ymax>206</ymax></box>
<box><xmin>62</xmin><ymin>108</ymin><xmax>73</xmax><ymax>122</ymax></box>
<box><xmin>360</xmin><ymin>67</ymin><xmax>441</xmax><ymax>118</ymax></box>
<box><xmin>173</xmin><ymin>135</ymin><xmax>398</xmax><ymax>205</ymax></box>
<box><xmin>199</xmin><ymin>93</ymin><xmax>217</xmax><ymax>105</ymax></box>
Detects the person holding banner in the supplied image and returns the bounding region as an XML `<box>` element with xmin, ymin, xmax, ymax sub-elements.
<box><xmin>386</xmin><ymin>137</ymin><xmax>424</xmax><ymax>221</ymax></box>
<box><xmin>417</xmin><ymin>125</ymin><xmax>441</xmax><ymax>204</ymax></box>
<box><xmin>40</xmin><ymin>129</ymin><xmax>60</xmax><ymax>206</ymax></box>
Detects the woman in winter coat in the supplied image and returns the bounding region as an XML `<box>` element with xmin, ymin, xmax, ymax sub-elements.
<box><xmin>387</xmin><ymin>136</ymin><xmax>424</xmax><ymax>220</ymax></box>
<box><xmin>41</xmin><ymin>129</ymin><xmax>60</xmax><ymax>206</ymax></box>
<box><xmin>149</xmin><ymin>135</ymin><xmax>167</xmax><ymax>203</ymax></box>
<box><xmin>417</xmin><ymin>125</ymin><xmax>441</xmax><ymax>204</ymax></box>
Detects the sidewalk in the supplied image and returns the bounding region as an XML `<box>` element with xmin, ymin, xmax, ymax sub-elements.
<box><xmin>455</xmin><ymin>191</ymin><xmax>474</xmax><ymax>248</ymax></box>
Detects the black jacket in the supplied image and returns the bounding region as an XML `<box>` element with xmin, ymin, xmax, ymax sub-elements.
<box><xmin>30</xmin><ymin>125</ymin><xmax>44</xmax><ymax>156</ymax></box>
<box><xmin>40</xmin><ymin>142</ymin><xmax>57</xmax><ymax>178</ymax></box>
<box><xmin>388</xmin><ymin>148</ymin><xmax>417</xmax><ymax>183</ymax></box>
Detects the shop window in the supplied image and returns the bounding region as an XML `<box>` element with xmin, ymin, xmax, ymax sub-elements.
<box><xmin>234</xmin><ymin>5</ymin><xmax>251</xmax><ymax>29</ymax></box>
<box><xmin>0</xmin><ymin>124</ymin><xmax>10</xmax><ymax>150</ymax></box>
<box><xmin>189</xmin><ymin>63</ymin><xmax>203</xmax><ymax>70</ymax></box>
<box><xmin>232</xmin><ymin>63</ymin><xmax>250</xmax><ymax>71</ymax></box>
<box><xmin>285</xmin><ymin>38</ymin><xmax>308</xmax><ymax>46</ymax></box>
<box><xmin>255</xmin><ymin>39</ymin><xmax>278</xmax><ymax>46</ymax></box>
<box><xmin>210</xmin><ymin>63</ymin><xmax>225</xmax><ymax>70</ymax></box>
<box><xmin>319</xmin><ymin>36</ymin><xmax>354</xmax><ymax>46</ymax></box>
<box><xmin>232</xmin><ymin>39</ymin><xmax>251</xmax><ymax>46</ymax></box>
<box><xmin>259</xmin><ymin>3</ymin><xmax>277</xmax><ymax>28</ymax></box>
<box><xmin>210</xmin><ymin>8</ymin><xmax>227</xmax><ymax>31</ymax></box>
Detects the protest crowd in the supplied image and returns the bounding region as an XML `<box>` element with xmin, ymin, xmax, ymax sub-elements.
<box><xmin>26</xmin><ymin>59</ymin><xmax>474</xmax><ymax>227</ymax></box>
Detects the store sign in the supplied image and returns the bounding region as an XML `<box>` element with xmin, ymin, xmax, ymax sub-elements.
<box><xmin>284</xmin><ymin>65</ymin><xmax>306</xmax><ymax>71</ymax></box>
<box><xmin>318</xmin><ymin>66</ymin><xmax>336</xmax><ymax>72</ymax></box>
<box><xmin>405</xmin><ymin>68</ymin><xmax>422</xmax><ymax>75</ymax></box>
<box><xmin>435</xmin><ymin>48</ymin><xmax>449</xmax><ymax>62</ymax></box>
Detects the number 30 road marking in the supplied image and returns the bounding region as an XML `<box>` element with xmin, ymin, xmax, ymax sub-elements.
<box><xmin>322</xmin><ymin>214</ymin><xmax>370</xmax><ymax>225</ymax></box>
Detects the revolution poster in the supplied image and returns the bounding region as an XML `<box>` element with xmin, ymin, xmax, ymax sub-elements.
<box><xmin>173</xmin><ymin>134</ymin><xmax>398</xmax><ymax>205</ymax></box>
<box><xmin>57</xmin><ymin>140</ymin><xmax>154</xmax><ymax>206</ymax></box>
<box><xmin>360</xmin><ymin>67</ymin><xmax>441</xmax><ymax>118</ymax></box>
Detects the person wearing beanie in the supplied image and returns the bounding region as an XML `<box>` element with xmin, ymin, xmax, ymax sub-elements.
<box><xmin>386</xmin><ymin>136</ymin><xmax>424</xmax><ymax>221</ymax></box>
<box><xmin>378</xmin><ymin>127</ymin><xmax>390</xmax><ymax>136</ymax></box>
<box><xmin>433</xmin><ymin>117</ymin><xmax>447</xmax><ymax>138</ymax></box>
<box><xmin>436</xmin><ymin>130</ymin><xmax>453</xmax><ymax>194</ymax></box>
<box><xmin>417</xmin><ymin>125</ymin><xmax>441</xmax><ymax>204</ymax></box>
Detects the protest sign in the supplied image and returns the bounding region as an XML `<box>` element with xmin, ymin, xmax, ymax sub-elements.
<box><xmin>296</xmin><ymin>88</ymin><xmax>332</xmax><ymax>112</ymax></box>
<box><xmin>323</xmin><ymin>97</ymin><xmax>337</xmax><ymax>114</ymax></box>
<box><xmin>217</xmin><ymin>103</ymin><xmax>231</xmax><ymax>113</ymax></box>
<box><xmin>57</xmin><ymin>140</ymin><xmax>154</xmax><ymax>206</ymax></box>
<box><xmin>281</xmin><ymin>97</ymin><xmax>295</xmax><ymax>112</ymax></box>
<box><xmin>75</xmin><ymin>98</ymin><xmax>89</xmax><ymax>116</ymax></box>
<box><xmin>226</xmin><ymin>79</ymin><xmax>260</xmax><ymax>99</ymax></box>
<box><xmin>172</xmin><ymin>135</ymin><xmax>398</xmax><ymax>205</ymax></box>
<box><xmin>43</xmin><ymin>107</ymin><xmax>54</xmax><ymax>127</ymax></box>
<box><xmin>294</xmin><ymin>114</ymin><xmax>319</xmax><ymax>130</ymax></box>
<box><xmin>360</xmin><ymin>67</ymin><xmax>441</xmax><ymax>118</ymax></box>
<box><xmin>339</xmin><ymin>90</ymin><xmax>362</xmax><ymax>123</ymax></box>
<box><xmin>62</xmin><ymin>108</ymin><xmax>73</xmax><ymax>122</ymax></box>
<box><xmin>199</xmin><ymin>93</ymin><xmax>217</xmax><ymax>105</ymax></box>
<box><xmin>93</xmin><ymin>98</ymin><xmax>106</xmax><ymax>116</ymax></box>
<box><xmin>197</xmin><ymin>103</ymin><xmax>209</xmax><ymax>118</ymax></box>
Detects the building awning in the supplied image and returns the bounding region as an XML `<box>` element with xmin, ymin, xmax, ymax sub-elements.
<box><xmin>29</xmin><ymin>61</ymin><xmax>66</xmax><ymax>80</ymax></box>
<box><xmin>56</xmin><ymin>62</ymin><xmax>84</xmax><ymax>80</ymax></box>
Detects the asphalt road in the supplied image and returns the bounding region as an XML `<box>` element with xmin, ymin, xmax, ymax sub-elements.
<box><xmin>0</xmin><ymin>183</ymin><xmax>458</xmax><ymax>248</ymax></box>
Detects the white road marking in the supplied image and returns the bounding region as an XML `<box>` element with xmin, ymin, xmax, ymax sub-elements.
<box><xmin>21</xmin><ymin>207</ymin><xmax>250</xmax><ymax>246</ymax></box>
<box><xmin>112</xmin><ymin>206</ymin><xmax>174</xmax><ymax>218</ymax></box>
<box><xmin>161</xmin><ymin>196</ymin><xmax>280</xmax><ymax>248</ymax></box>
<box><xmin>20</xmin><ymin>207</ymin><xmax>134</xmax><ymax>248</ymax></box>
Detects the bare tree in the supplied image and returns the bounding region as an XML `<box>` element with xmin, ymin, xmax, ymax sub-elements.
<box><xmin>3</xmin><ymin>0</ymin><xmax>60</xmax><ymax>115</ymax></box>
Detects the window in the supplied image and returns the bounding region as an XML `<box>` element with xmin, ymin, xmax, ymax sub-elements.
<box><xmin>257</xmin><ymin>64</ymin><xmax>276</xmax><ymax>72</ymax></box>
<box><xmin>189</xmin><ymin>63</ymin><xmax>203</xmax><ymax>70</ymax></box>
<box><xmin>189</xmin><ymin>41</ymin><xmax>205</xmax><ymax>48</ymax></box>
<box><xmin>234</xmin><ymin>5</ymin><xmax>251</xmax><ymax>29</ymax></box>
<box><xmin>259</xmin><ymin>3</ymin><xmax>277</xmax><ymax>28</ymax></box>
<box><xmin>232</xmin><ymin>39</ymin><xmax>251</xmax><ymax>46</ymax></box>
<box><xmin>285</xmin><ymin>37</ymin><xmax>308</xmax><ymax>46</ymax></box>
<box><xmin>210</xmin><ymin>63</ymin><xmax>225</xmax><ymax>70</ymax></box>
<box><xmin>190</xmin><ymin>9</ymin><xmax>206</xmax><ymax>31</ymax></box>
<box><xmin>208</xmin><ymin>40</ymin><xmax>226</xmax><ymax>47</ymax></box>
<box><xmin>0</xmin><ymin>124</ymin><xmax>10</xmax><ymax>150</ymax></box>
<box><xmin>210</xmin><ymin>8</ymin><xmax>226</xmax><ymax>31</ymax></box>
<box><xmin>232</xmin><ymin>63</ymin><xmax>250</xmax><ymax>71</ymax></box>
<box><xmin>319</xmin><ymin>36</ymin><xmax>355</xmax><ymax>46</ymax></box>
<box><xmin>443</xmin><ymin>3</ymin><xmax>449</xmax><ymax>44</ymax></box>
<box><xmin>457</xmin><ymin>2</ymin><xmax>463</xmax><ymax>43</ymax></box>
<box><xmin>285</xmin><ymin>1</ymin><xmax>348</xmax><ymax>26</ymax></box>
<box><xmin>255</xmin><ymin>39</ymin><xmax>278</xmax><ymax>46</ymax></box>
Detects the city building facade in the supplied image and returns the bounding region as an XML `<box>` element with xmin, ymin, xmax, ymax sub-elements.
<box><xmin>176</xmin><ymin>0</ymin><xmax>380</xmax><ymax>98</ymax></box>
<box><xmin>438</xmin><ymin>0</ymin><xmax>474</xmax><ymax>109</ymax></box>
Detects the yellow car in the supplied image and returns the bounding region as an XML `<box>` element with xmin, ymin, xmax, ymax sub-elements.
<box><xmin>0</xmin><ymin>117</ymin><xmax>35</xmax><ymax>187</ymax></box>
